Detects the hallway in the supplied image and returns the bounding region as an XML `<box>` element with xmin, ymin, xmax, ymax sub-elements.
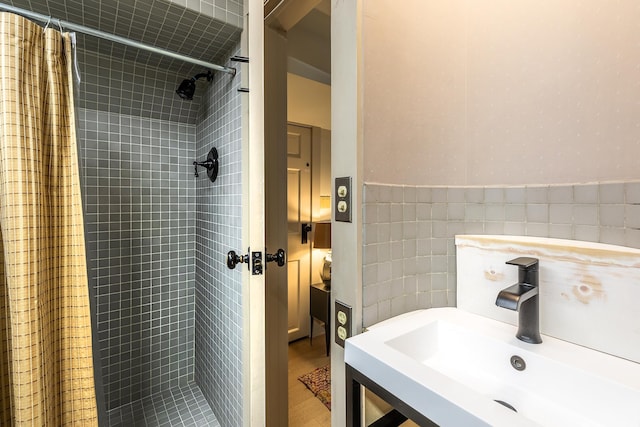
<box><xmin>288</xmin><ymin>336</ymin><xmax>331</xmax><ymax>427</ymax></box>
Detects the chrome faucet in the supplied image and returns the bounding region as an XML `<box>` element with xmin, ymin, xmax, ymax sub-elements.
<box><xmin>495</xmin><ymin>257</ymin><xmax>542</xmax><ymax>344</ymax></box>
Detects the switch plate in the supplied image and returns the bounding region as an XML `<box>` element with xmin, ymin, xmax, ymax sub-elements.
<box><xmin>335</xmin><ymin>177</ymin><xmax>352</xmax><ymax>222</ymax></box>
<box><xmin>334</xmin><ymin>300</ymin><xmax>352</xmax><ymax>347</ymax></box>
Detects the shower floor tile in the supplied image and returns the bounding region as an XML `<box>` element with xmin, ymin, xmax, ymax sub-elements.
<box><xmin>107</xmin><ymin>382</ymin><xmax>220</xmax><ymax>427</ymax></box>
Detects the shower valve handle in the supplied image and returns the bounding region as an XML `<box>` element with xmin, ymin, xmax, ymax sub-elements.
<box><xmin>193</xmin><ymin>147</ymin><xmax>219</xmax><ymax>182</ymax></box>
<box><xmin>227</xmin><ymin>250</ymin><xmax>249</xmax><ymax>270</ymax></box>
<box><xmin>193</xmin><ymin>159</ymin><xmax>215</xmax><ymax>177</ymax></box>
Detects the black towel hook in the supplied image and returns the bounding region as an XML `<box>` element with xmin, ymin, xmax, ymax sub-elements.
<box><xmin>194</xmin><ymin>147</ymin><xmax>219</xmax><ymax>182</ymax></box>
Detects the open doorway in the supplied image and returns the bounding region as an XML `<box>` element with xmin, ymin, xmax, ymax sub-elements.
<box><xmin>285</xmin><ymin>7</ymin><xmax>332</xmax><ymax>426</ymax></box>
<box><xmin>264</xmin><ymin>1</ymin><xmax>331</xmax><ymax>426</ymax></box>
<box><xmin>286</xmin><ymin>120</ymin><xmax>331</xmax><ymax>425</ymax></box>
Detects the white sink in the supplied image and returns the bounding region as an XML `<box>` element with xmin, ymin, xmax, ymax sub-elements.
<box><xmin>345</xmin><ymin>308</ymin><xmax>640</xmax><ymax>427</ymax></box>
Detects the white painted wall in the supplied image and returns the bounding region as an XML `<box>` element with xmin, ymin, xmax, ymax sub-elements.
<box><xmin>287</xmin><ymin>73</ymin><xmax>332</xmax><ymax>130</ymax></box>
<box><xmin>362</xmin><ymin>0</ymin><xmax>640</xmax><ymax>186</ymax></box>
<box><xmin>332</xmin><ymin>1</ymin><xmax>640</xmax><ymax>423</ymax></box>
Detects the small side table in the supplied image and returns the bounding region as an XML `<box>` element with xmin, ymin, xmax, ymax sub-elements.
<box><xmin>310</xmin><ymin>282</ymin><xmax>331</xmax><ymax>356</ymax></box>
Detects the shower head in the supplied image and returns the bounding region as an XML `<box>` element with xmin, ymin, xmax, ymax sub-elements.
<box><xmin>176</xmin><ymin>71</ymin><xmax>213</xmax><ymax>100</ymax></box>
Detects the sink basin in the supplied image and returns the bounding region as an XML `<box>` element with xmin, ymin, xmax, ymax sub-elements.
<box><xmin>345</xmin><ymin>308</ymin><xmax>640</xmax><ymax>426</ymax></box>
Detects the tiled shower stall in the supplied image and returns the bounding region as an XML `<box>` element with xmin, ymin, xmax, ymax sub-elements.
<box><xmin>6</xmin><ymin>0</ymin><xmax>245</xmax><ymax>425</ymax></box>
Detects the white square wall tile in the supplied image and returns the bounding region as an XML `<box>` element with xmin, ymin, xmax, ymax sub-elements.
<box><xmin>526</xmin><ymin>222</ymin><xmax>549</xmax><ymax>237</ymax></box>
<box><xmin>403</xmin><ymin>204</ymin><xmax>416</xmax><ymax>221</ymax></box>
<box><xmin>465</xmin><ymin>204</ymin><xmax>485</xmax><ymax>221</ymax></box>
<box><xmin>574</xmin><ymin>184</ymin><xmax>598</xmax><ymax>203</ymax></box>
<box><xmin>390</xmin><ymin>204</ymin><xmax>403</xmax><ymax>222</ymax></box>
<box><xmin>416</xmin><ymin>203</ymin><xmax>431</xmax><ymax>220</ymax></box>
<box><xmin>484</xmin><ymin>187</ymin><xmax>504</xmax><ymax>203</ymax></box>
<box><xmin>447</xmin><ymin>188</ymin><xmax>466</xmax><ymax>203</ymax></box>
<box><xmin>548</xmin><ymin>185</ymin><xmax>573</xmax><ymax>203</ymax></box>
<box><xmin>363</xmin><ymin>284</ymin><xmax>379</xmax><ymax>306</ymax></box>
<box><xmin>431</xmin><ymin>291</ymin><xmax>449</xmax><ymax>307</ymax></box>
<box><xmin>484</xmin><ymin>222</ymin><xmax>505</xmax><ymax>234</ymax></box>
<box><xmin>362</xmin><ymin>305</ymin><xmax>379</xmax><ymax>328</ymax></box>
<box><xmin>391</xmin><ymin>186</ymin><xmax>404</xmax><ymax>203</ymax></box>
<box><xmin>448</xmin><ymin>203</ymin><xmax>465</xmax><ymax>220</ymax></box>
<box><xmin>464</xmin><ymin>222</ymin><xmax>484</xmax><ymax>234</ymax></box>
<box><xmin>465</xmin><ymin>187</ymin><xmax>484</xmax><ymax>203</ymax></box>
<box><xmin>625</xmin><ymin>182</ymin><xmax>640</xmax><ymax>203</ymax></box>
<box><xmin>505</xmin><ymin>187</ymin><xmax>526</xmax><ymax>203</ymax></box>
<box><xmin>404</xmin><ymin>186</ymin><xmax>416</xmax><ymax>203</ymax></box>
<box><xmin>505</xmin><ymin>204</ymin><xmax>526</xmax><ymax>221</ymax></box>
<box><xmin>432</xmin><ymin>188</ymin><xmax>447</xmax><ymax>203</ymax></box>
<box><xmin>599</xmin><ymin>183</ymin><xmax>625</xmax><ymax>204</ymax></box>
<box><xmin>626</xmin><ymin>205</ymin><xmax>640</xmax><ymax>228</ymax></box>
<box><xmin>485</xmin><ymin>204</ymin><xmax>505</xmax><ymax>221</ymax></box>
<box><xmin>431</xmin><ymin>204</ymin><xmax>447</xmax><ymax>220</ymax></box>
<box><xmin>574</xmin><ymin>224</ymin><xmax>600</xmax><ymax>242</ymax></box>
<box><xmin>526</xmin><ymin>204</ymin><xmax>549</xmax><ymax>222</ymax></box>
<box><xmin>549</xmin><ymin>204</ymin><xmax>572</xmax><ymax>224</ymax></box>
<box><xmin>573</xmin><ymin>204</ymin><xmax>598</xmax><ymax>225</ymax></box>
<box><xmin>363</xmin><ymin>184</ymin><xmax>380</xmax><ymax>203</ymax></box>
<box><xmin>378</xmin><ymin>203</ymin><xmax>391</xmax><ymax>223</ymax></box>
<box><xmin>599</xmin><ymin>205</ymin><xmax>625</xmax><ymax>227</ymax></box>
<box><xmin>549</xmin><ymin>224</ymin><xmax>572</xmax><ymax>239</ymax></box>
<box><xmin>416</xmin><ymin>187</ymin><xmax>432</xmax><ymax>202</ymax></box>
<box><xmin>526</xmin><ymin>186</ymin><xmax>548</xmax><ymax>203</ymax></box>
<box><xmin>600</xmin><ymin>227</ymin><xmax>626</xmax><ymax>246</ymax></box>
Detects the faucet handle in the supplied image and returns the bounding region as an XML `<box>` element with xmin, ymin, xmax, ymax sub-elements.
<box><xmin>506</xmin><ymin>257</ymin><xmax>538</xmax><ymax>269</ymax></box>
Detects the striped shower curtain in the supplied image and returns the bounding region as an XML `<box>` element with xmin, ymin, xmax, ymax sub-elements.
<box><xmin>0</xmin><ymin>12</ymin><xmax>98</xmax><ymax>425</ymax></box>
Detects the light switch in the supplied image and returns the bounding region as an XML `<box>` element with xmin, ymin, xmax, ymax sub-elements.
<box><xmin>335</xmin><ymin>177</ymin><xmax>352</xmax><ymax>222</ymax></box>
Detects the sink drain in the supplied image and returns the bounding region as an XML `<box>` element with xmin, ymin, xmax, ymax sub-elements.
<box><xmin>510</xmin><ymin>355</ymin><xmax>526</xmax><ymax>371</ymax></box>
<box><xmin>494</xmin><ymin>400</ymin><xmax>517</xmax><ymax>413</ymax></box>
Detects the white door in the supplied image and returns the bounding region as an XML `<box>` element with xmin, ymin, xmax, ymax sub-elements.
<box><xmin>287</xmin><ymin>124</ymin><xmax>312</xmax><ymax>342</ymax></box>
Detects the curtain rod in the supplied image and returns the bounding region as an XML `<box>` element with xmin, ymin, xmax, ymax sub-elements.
<box><xmin>0</xmin><ymin>2</ymin><xmax>237</xmax><ymax>76</ymax></box>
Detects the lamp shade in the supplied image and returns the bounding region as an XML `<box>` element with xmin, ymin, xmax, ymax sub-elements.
<box><xmin>313</xmin><ymin>222</ymin><xmax>331</xmax><ymax>249</ymax></box>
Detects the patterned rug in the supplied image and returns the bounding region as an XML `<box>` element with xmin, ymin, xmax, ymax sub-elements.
<box><xmin>298</xmin><ymin>364</ymin><xmax>331</xmax><ymax>410</ymax></box>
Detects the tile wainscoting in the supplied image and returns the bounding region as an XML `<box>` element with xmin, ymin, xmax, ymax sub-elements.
<box><xmin>362</xmin><ymin>181</ymin><xmax>640</xmax><ymax>328</ymax></box>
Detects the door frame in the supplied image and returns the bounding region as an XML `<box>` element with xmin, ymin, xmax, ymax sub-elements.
<box><xmin>243</xmin><ymin>0</ymin><xmax>267</xmax><ymax>425</ymax></box>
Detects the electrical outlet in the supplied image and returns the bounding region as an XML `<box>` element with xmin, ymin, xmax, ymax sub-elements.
<box><xmin>335</xmin><ymin>177</ymin><xmax>352</xmax><ymax>222</ymax></box>
<box><xmin>335</xmin><ymin>300</ymin><xmax>352</xmax><ymax>347</ymax></box>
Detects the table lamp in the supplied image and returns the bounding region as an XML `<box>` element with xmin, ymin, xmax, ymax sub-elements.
<box><xmin>313</xmin><ymin>222</ymin><xmax>332</xmax><ymax>285</ymax></box>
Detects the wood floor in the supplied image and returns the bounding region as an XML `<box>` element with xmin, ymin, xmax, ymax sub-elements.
<box><xmin>287</xmin><ymin>334</ymin><xmax>418</xmax><ymax>427</ymax></box>
<box><xmin>288</xmin><ymin>335</ymin><xmax>331</xmax><ymax>427</ymax></box>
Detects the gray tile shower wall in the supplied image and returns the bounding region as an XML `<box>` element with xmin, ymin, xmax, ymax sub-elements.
<box><xmin>7</xmin><ymin>0</ymin><xmax>242</xmax><ymax>75</ymax></box>
<box><xmin>167</xmin><ymin>0</ymin><xmax>243</xmax><ymax>27</ymax></box>
<box><xmin>77</xmin><ymin>107</ymin><xmax>197</xmax><ymax>411</ymax></box>
<box><xmin>362</xmin><ymin>182</ymin><xmax>640</xmax><ymax>328</ymax></box>
<box><xmin>193</xmin><ymin>45</ymin><xmax>243</xmax><ymax>427</ymax></box>
<box><xmin>76</xmin><ymin>47</ymin><xmax>202</xmax><ymax>124</ymax></box>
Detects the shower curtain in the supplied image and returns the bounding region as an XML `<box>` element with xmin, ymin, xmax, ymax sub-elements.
<box><xmin>0</xmin><ymin>13</ymin><xmax>98</xmax><ymax>426</ymax></box>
